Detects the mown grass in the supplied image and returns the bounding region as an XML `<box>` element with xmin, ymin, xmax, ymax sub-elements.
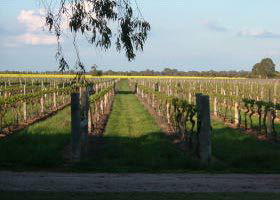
<box><xmin>212</xmin><ymin>120</ymin><xmax>280</xmax><ymax>173</ymax></box>
<box><xmin>1</xmin><ymin>192</ymin><xmax>280</xmax><ymax>200</ymax></box>
<box><xmin>0</xmin><ymin>80</ymin><xmax>280</xmax><ymax>173</ymax></box>
<box><xmin>0</xmin><ymin>107</ymin><xmax>70</xmax><ymax>170</ymax></box>
<box><xmin>76</xmin><ymin>80</ymin><xmax>202</xmax><ymax>172</ymax></box>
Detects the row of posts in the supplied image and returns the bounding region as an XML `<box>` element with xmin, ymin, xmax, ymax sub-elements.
<box><xmin>212</xmin><ymin>94</ymin><xmax>274</xmax><ymax>140</ymax></box>
<box><xmin>136</xmin><ymin>82</ymin><xmax>212</xmax><ymax>163</ymax></box>
<box><xmin>71</xmin><ymin>87</ymin><xmax>92</xmax><ymax>161</ymax></box>
<box><xmin>22</xmin><ymin>82</ymin><xmax>64</xmax><ymax>122</ymax></box>
<box><xmin>71</xmin><ymin>82</ymin><xmax>113</xmax><ymax>161</ymax></box>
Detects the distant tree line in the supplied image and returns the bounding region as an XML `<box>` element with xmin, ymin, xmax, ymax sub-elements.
<box><xmin>100</xmin><ymin>68</ymin><xmax>251</xmax><ymax>77</ymax></box>
<box><xmin>0</xmin><ymin>57</ymin><xmax>278</xmax><ymax>78</ymax></box>
<box><xmin>0</xmin><ymin>68</ymin><xmax>251</xmax><ymax>77</ymax></box>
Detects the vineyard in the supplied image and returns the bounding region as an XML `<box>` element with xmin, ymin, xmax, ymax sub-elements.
<box><xmin>0</xmin><ymin>77</ymin><xmax>280</xmax><ymax>173</ymax></box>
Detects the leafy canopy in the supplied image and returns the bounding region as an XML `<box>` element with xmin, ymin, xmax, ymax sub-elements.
<box><xmin>252</xmin><ymin>58</ymin><xmax>276</xmax><ymax>78</ymax></box>
<box><xmin>42</xmin><ymin>0</ymin><xmax>151</xmax><ymax>72</ymax></box>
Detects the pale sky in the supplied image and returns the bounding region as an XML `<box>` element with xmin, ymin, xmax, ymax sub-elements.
<box><xmin>1</xmin><ymin>0</ymin><xmax>280</xmax><ymax>72</ymax></box>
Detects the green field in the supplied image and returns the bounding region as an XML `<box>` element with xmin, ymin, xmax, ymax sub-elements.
<box><xmin>0</xmin><ymin>107</ymin><xmax>71</xmax><ymax>169</ymax></box>
<box><xmin>1</xmin><ymin>80</ymin><xmax>280</xmax><ymax>173</ymax></box>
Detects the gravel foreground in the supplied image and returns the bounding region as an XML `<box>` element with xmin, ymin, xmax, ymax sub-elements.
<box><xmin>1</xmin><ymin>172</ymin><xmax>280</xmax><ymax>192</ymax></box>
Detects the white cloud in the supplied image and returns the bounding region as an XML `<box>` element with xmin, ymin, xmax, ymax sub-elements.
<box><xmin>238</xmin><ymin>29</ymin><xmax>280</xmax><ymax>39</ymax></box>
<box><xmin>16</xmin><ymin>33</ymin><xmax>57</xmax><ymax>45</ymax></box>
<box><xmin>17</xmin><ymin>9</ymin><xmax>46</xmax><ymax>32</ymax></box>
<box><xmin>201</xmin><ymin>20</ymin><xmax>228</xmax><ymax>32</ymax></box>
<box><xmin>10</xmin><ymin>9</ymin><xmax>58</xmax><ymax>46</ymax></box>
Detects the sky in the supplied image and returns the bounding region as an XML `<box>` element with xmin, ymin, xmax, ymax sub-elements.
<box><xmin>1</xmin><ymin>0</ymin><xmax>280</xmax><ymax>72</ymax></box>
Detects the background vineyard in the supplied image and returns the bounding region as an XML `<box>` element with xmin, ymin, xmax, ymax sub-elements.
<box><xmin>0</xmin><ymin>75</ymin><xmax>280</xmax><ymax>173</ymax></box>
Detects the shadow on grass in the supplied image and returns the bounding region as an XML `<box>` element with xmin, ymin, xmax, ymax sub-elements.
<box><xmin>76</xmin><ymin>126</ymin><xmax>280</xmax><ymax>173</ymax></box>
<box><xmin>116</xmin><ymin>91</ymin><xmax>135</xmax><ymax>95</ymax></box>
<box><xmin>0</xmin><ymin>107</ymin><xmax>71</xmax><ymax>171</ymax></box>
<box><xmin>77</xmin><ymin>131</ymin><xmax>206</xmax><ymax>173</ymax></box>
<box><xmin>212</xmin><ymin>123</ymin><xmax>280</xmax><ymax>173</ymax></box>
<box><xmin>0</xmin><ymin>131</ymin><xmax>70</xmax><ymax>170</ymax></box>
<box><xmin>1</xmin><ymin>119</ymin><xmax>280</xmax><ymax>173</ymax></box>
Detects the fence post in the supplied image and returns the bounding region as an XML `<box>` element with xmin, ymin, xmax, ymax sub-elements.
<box><xmin>197</xmin><ymin>94</ymin><xmax>212</xmax><ymax>163</ymax></box>
<box><xmin>166</xmin><ymin>102</ymin><xmax>171</xmax><ymax>124</ymax></box>
<box><xmin>80</xmin><ymin>86</ymin><xmax>93</xmax><ymax>155</ymax></box>
<box><xmin>71</xmin><ymin>93</ymin><xmax>81</xmax><ymax>161</ymax></box>
<box><xmin>267</xmin><ymin>89</ymin><xmax>273</xmax><ymax>140</ymax></box>
<box><xmin>23</xmin><ymin>85</ymin><xmax>27</xmax><ymax>122</ymax></box>
<box><xmin>188</xmin><ymin>92</ymin><xmax>192</xmax><ymax>104</ymax></box>
<box><xmin>62</xmin><ymin>82</ymin><xmax>65</xmax><ymax>104</ymax></box>
<box><xmin>267</xmin><ymin>109</ymin><xmax>273</xmax><ymax>140</ymax></box>
<box><xmin>234</xmin><ymin>101</ymin><xmax>240</xmax><ymax>126</ymax></box>
<box><xmin>40</xmin><ymin>96</ymin><xmax>44</xmax><ymax>113</ymax></box>
<box><xmin>195</xmin><ymin>93</ymin><xmax>202</xmax><ymax>158</ymax></box>
<box><xmin>213</xmin><ymin>97</ymin><xmax>218</xmax><ymax>117</ymax></box>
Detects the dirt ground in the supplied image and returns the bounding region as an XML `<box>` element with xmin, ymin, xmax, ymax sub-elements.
<box><xmin>1</xmin><ymin>171</ymin><xmax>280</xmax><ymax>192</ymax></box>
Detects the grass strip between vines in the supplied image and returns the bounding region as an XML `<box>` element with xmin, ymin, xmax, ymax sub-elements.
<box><xmin>0</xmin><ymin>80</ymin><xmax>280</xmax><ymax>173</ymax></box>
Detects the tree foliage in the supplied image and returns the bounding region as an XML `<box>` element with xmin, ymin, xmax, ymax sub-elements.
<box><xmin>42</xmin><ymin>0</ymin><xmax>151</xmax><ymax>72</ymax></box>
<box><xmin>90</xmin><ymin>64</ymin><xmax>103</xmax><ymax>76</ymax></box>
<box><xmin>252</xmin><ymin>58</ymin><xmax>276</xmax><ymax>78</ymax></box>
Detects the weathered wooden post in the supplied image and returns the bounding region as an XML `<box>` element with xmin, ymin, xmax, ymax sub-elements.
<box><xmin>188</xmin><ymin>92</ymin><xmax>192</xmax><ymax>104</ymax></box>
<box><xmin>71</xmin><ymin>93</ymin><xmax>81</xmax><ymax>161</ymax></box>
<box><xmin>213</xmin><ymin>97</ymin><xmax>218</xmax><ymax>117</ymax></box>
<box><xmin>88</xmin><ymin>108</ymin><xmax>92</xmax><ymax>134</ymax></box>
<box><xmin>197</xmin><ymin>94</ymin><xmax>212</xmax><ymax>163</ymax></box>
<box><xmin>23</xmin><ymin>85</ymin><xmax>27</xmax><ymax>122</ymax></box>
<box><xmin>80</xmin><ymin>86</ymin><xmax>91</xmax><ymax>156</ymax></box>
<box><xmin>166</xmin><ymin>102</ymin><xmax>171</xmax><ymax>124</ymax></box>
<box><xmin>62</xmin><ymin>82</ymin><xmax>65</xmax><ymax>104</ymax></box>
<box><xmin>267</xmin><ymin>89</ymin><xmax>273</xmax><ymax>140</ymax></box>
<box><xmin>53</xmin><ymin>89</ymin><xmax>57</xmax><ymax>109</ymax></box>
<box><xmin>101</xmin><ymin>98</ymin><xmax>104</xmax><ymax>114</ymax></box>
<box><xmin>234</xmin><ymin>101</ymin><xmax>240</xmax><ymax>126</ymax></box>
<box><xmin>267</xmin><ymin>109</ymin><xmax>273</xmax><ymax>140</ymax></box>
<box><xmin>40</xmin><ymin>95</ymin><xmax>44</xmax><ymax>113</ymax></box>
<box><xmin>4</xmin><ymin>82</ymin><xmax>7</xmax><ymax>98</ymax></box>
<box><xmin>195</xmin><ymin>93</ymin><xmax>202</xmax><ymax>158</ymax></box>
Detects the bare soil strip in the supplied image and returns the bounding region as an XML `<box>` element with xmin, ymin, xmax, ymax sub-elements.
<box><xmin>1</xmin><ymin>172</ymin><xmax>280</xmax><ymax>192</ymax></box>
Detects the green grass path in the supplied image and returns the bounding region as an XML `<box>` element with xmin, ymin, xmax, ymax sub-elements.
<box><xmin>104</xmin><ymin>79</ymin><xmax>161</xmax><ymax>137</ymax></box>
<box><xmin>1</xmin><ymin>80</ymin><xmax>280</xmax><ymax>173</ymax></box>
<box><xmin>80</xmin><ymin>80</ymin><xmax>195</xmax><ymax>172</ymax></box>
<box><xmin>0</xmin><ymin>107</ymin><xmax>71</xmax><ymax>169</ymax></box>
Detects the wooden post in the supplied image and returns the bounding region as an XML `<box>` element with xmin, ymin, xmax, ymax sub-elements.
<box><xmin>71</xmin><ymin>93</ymin><xmax>81</xmax><ymax>161</ymax></box>
<box><xmin>4</xmin><ymin>82</ymin><xmax>7</xmax><ymax>98</ymax></box>
<box><xmin>234</xmin><ymin>102</ymin><xmax>240</xmax><ymax>126</ymax></box>
<box><xmin>166</xmin><ymin>102</ymin><xmax>171</xmax><ymax>124</ymax></box>
<box><xmin>267</xmin><ymin>89</ymin><xmax>273</xmax><ymax>140</ymax></box>
<box><xmin>53</xmin><ymin>91</ymin><xmax>57</xmax><ymax>109</ymax></box>
<box><xmin>197</xmin><ymin>94</ymin><xmax>212</xmax><ymax>163</ymax></box>
<box><xmin>62</xmin><ymin>82</ymin><xmax>65</xmax><ymax>104</ymax></box>
<box><xmin>267</xmin><ymin>109</ymin><xmax>273</xmax><ymax>140</ymax></box>
<box><xmin>80</xmin><ymin>87</ymin><xmax>91</xmax><ymax>155</ymax></box>
<box><xmin>88</xmin><ymin>108</ymin><xmax>92</xmax><ymax>134</ymax></box>
<box><xmin>196</xmin><ymin>93</ymin><xmax>203</xmax><ymax>158</ymax></box>
<box><xmin>100</xmin><ymin>99</ymin><xmax>104</xmax><ymax>114</ymax></box>
<box><xmin>213</xmin><ymin>97</ymin><xmax>218</xmax><ymax>117</ymax></box>
<box><xmin>188</xmin><ymin>93</ymin><xmax>192</xmax><ymax>104</ymax></box>
<box><xmin>23</xmin><ymin>85</ymin><xmax>27</xmax><ymax>122</ymax></box>
<box><xmin>40</xmin><ymin>96</ymin><xmax>44</xmax><ymax>113</ymax></box>
<box><xmin>87</xmin><ymin>86</ymin><xmax>94</xmax><ymax>134</ymax></box>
